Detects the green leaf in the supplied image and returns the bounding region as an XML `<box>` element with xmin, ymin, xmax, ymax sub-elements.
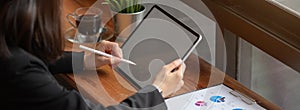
<box><xmin>104</xmin><ymin>0</ymin><xmax>116</xmax><ymax>11</ymax></box>
<box><xmin>120</xmin><ymin>0</ymin><xmax>125</xmax><ymax>11</ymax></box>
<box><xmin>126</xmin><ymin>0</ymin><xmax>130</xmax><ymax>13</ymax></box>
<box><xmin>102</xmin><ymin>1</ymin><xmax>109</xmax><ymax>5</ymax></box>
<box><xmin>111</xmin><ymin>0</ymin><xmax>122</xmax><ymax>12</ymax></box>
<box><xmin>106</xmin><ymin>0</ymin><xmax>143</xmax><ymax>13</ymax></box>
<box><xmin>134</xmin><ymin>0</ymin><xmax>137</xmax><ymax>11</ymax></box>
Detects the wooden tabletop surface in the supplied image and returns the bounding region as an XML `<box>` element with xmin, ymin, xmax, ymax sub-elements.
<box><xmin>61</xmin><ymin>0</ymin><xmax>281</xmax><ymax>109</ymax></box>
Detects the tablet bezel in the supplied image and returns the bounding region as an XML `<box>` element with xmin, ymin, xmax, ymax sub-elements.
<box><xmin>114</xmin><ymin>5</ymin><xmax>202</xmax><ymax>89</ymax></box>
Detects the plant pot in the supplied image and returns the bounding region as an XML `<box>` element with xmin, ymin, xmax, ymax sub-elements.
<box><xmin>112</xmin><ymin>5</ymin><xmax>145</xmax><ymax>44</ymax></box>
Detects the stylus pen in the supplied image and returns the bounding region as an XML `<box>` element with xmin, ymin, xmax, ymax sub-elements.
<box><xmin>79</xmin><ymin>45</ymin><xmax>136</xmax><ymax>65</ymax></box>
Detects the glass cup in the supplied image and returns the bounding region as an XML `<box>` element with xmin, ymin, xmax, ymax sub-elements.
<box><xmin>67</xmin><ymin>7</ymin><xmax>103</xmax><ymax>43</ymax></box>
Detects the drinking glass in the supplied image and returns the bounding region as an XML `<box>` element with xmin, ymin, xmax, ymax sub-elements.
<box><xmin>67</xmin><ymin>7</ymin><xmax>103</xmax><ymax>43</ymax></box>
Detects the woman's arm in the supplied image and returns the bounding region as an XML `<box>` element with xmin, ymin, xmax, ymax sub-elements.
<box><xmin>93</xmin><ymin>85</ymin><xmax>167</xmax><ymax>110</ymax></box>
<box><xmin>4</xmin><ymin>52</ymin><xmax>166</xmax><ymax>110</ymax></box>
<box><xmin>48</xmin><ymin>41</ymin><xmax>122</xmax><ymax>74</ymax></box>
<box><xmin>48</xmin><ymin>51</ymin><xmax>85</xmax><ymax>74</ymax></box>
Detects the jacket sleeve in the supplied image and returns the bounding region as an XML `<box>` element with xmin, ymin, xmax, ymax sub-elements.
<box><xmin>92</xmin><ymin>85</ymin><xmax>168</xmax><ymax>110</ymax></box>
<box><xmin>47</xmin><ymin>51</ymin><xmax>168</xmax><ymax>109</ymax></box>
<box><xmin>5</xmin><ymin>56</ymin><xmax>167</xmax><ymax>110</ymax></box>
<box><xmin>48</xmin><ymin>51</ymin><xmax>85</xmax><ymax>74</ymax></box>
<box><xmin>3</xmin><ymin>55</ymin><xmax>91</xmax><ymax>110</ymax></box>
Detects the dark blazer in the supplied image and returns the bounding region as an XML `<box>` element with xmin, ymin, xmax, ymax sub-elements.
<box><xmin>0</xmin><ymin>47</ymin><xmax>167</xmax><ymax>110</ymax></box>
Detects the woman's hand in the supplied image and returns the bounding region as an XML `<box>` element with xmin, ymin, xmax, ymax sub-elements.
<box><xmin>152</xmin><ymin>59</ymin><xmax>186</xmax><ymax>98</ymax></box>
<box><xmin>84</xmin><ymin>40</ymin><xmax>123</xmax><ymax>70</ymax></box>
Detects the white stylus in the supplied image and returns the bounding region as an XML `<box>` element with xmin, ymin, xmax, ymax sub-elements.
<box><xmin>79</xmin><ymin>45</ymin><xmax>136</xmax><ymax>65</ymax></box>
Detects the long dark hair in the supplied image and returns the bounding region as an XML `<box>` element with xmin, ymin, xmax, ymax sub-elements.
<box><xmin>0</xmin><ymin>0</ymin><xmax>64</xmax><ymax>62</ymax></box>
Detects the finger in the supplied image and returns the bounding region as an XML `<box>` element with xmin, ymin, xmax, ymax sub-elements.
<box><xmin>180</xmin><ymin>80</ymin><xmax>184</xmax><ymax>87</ymax></box>
<box><xmin>100</xmin><ymin>40</ymin><xmax>118</xmax><ymax>51</ymax></box>
<box><xmin>171</xmin><ymin>80</ymin><xmax>184</xmax><ymax>97</ymax></box>
<box><xmin>111</xmin><ymin>57</ymin><xmax>121</xmax><ymax>67</ymax></box>
<box><xmin>175</xmin><ymin>80</ymin><xmax>184</xmax><ymax>92</ymax></box>
<box><xmin>177</xmin><ymin>63</ymin><xmax>186</xmax><ymax>78</ymax></box>
<box><xmin>96</xmin><ymin>56</ymin><xmax>111</xmax><ymax>65</ymax></box>
<box><xmin>96</xmin><ymin>40</ymin><xmax>112</xmax><ymax>53</ymax></box>
<box><xmin>111</xmin><ymin>43</ymin><xmax>123</xmax><ymax>59</ymax></box>
<box><xmin>164</xmin><ymin>59</ymin><xmax>182</xmax><ymax>72</ymax></box>
<box><xmin>97</xmin><ymin>41</ymin><xmax>106</xmax><ymax>51</ymax></box>
<box><xmin>99</xmin><ymin>40</ymin><xmax>123</xmax><ymax>59</ymax></box>
<box><xmin>179</xmin><ymin>80</ymin><xmax>184</xmax><ymax>89</ymax></box>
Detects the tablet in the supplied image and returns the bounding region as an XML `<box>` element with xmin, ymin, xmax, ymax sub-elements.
<box><xmin>115</xmin><ymin>5</ymin><xmax>202</xmax><ymax>89</ymax></box>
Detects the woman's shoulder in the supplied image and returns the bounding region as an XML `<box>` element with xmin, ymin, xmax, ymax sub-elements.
<box><xmin>0</xmin><ymin>47</ymin><xmax>48</xmax><ymax>79</ymax></box>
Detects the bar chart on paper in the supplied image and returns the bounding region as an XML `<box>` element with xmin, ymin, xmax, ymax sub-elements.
<box><xmin>166</xmin><ymin>84</ymin><xmax>266</xmax><ymax>110</ymax></box>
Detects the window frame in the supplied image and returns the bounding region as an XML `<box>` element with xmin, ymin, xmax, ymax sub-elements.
<box><xmin>203</xmin><ymin>0</ymin><xmax>300</xmax><ymax>74</ymax></box>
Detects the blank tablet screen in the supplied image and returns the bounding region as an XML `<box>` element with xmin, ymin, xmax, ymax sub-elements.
<box><xmin>115</xmin><ymin>5</ymin><xmax>201</xmax><ymax>89</ymax></box>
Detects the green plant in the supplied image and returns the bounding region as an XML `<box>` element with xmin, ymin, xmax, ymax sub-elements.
<box><xmin>104</xmin><ymin>0</ymin><xmax>144</xmax><ymax>13</ymax></box>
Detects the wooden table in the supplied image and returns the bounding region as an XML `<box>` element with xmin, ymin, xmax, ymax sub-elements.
<box><xmin>61</xmin><ymin>0</ymin><xmax>281</xmax><ymax>109</ymax></box>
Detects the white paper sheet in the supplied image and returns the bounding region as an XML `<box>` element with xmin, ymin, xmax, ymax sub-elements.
<box><xmin>166</xmin><ymin>84</ymin><xmax>266</xmax><ymax>110</ymax></box>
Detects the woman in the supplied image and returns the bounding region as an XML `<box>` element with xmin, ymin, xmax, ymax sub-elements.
<box><xmin>0</xmin><ymin>0</ymin><xmax>186</xmax><ymax>110</ymax></box>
